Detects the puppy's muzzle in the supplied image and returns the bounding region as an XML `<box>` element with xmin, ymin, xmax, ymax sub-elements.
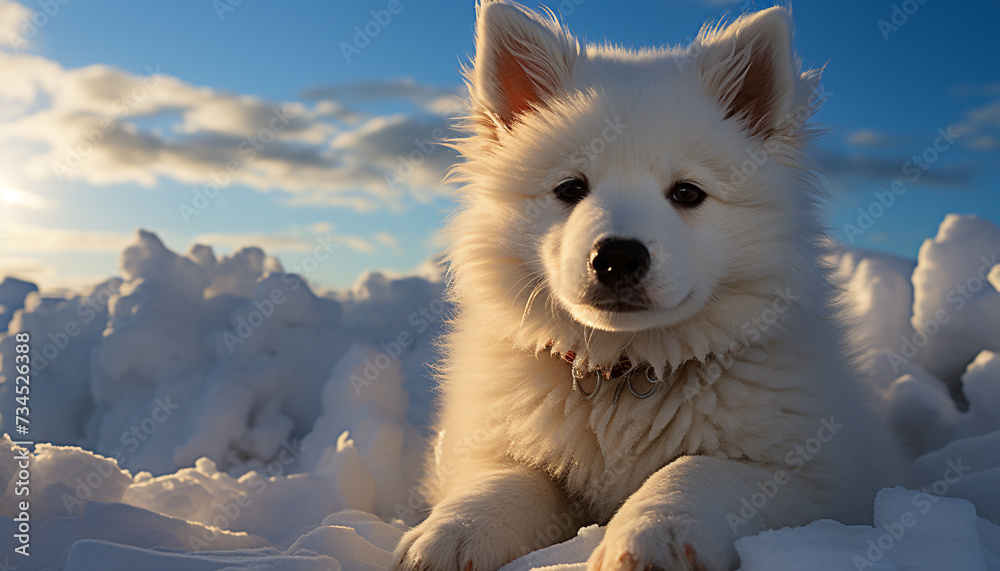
<box><xmin>586</xmin><ymin>238</ymin><xmax>652</xmax><ymax>311</ymax></box>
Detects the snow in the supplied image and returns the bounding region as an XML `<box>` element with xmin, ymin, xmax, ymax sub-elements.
<box><xmin>0</xmin><ymin>277</ymin><xmax>37</xmax><ymax>333</ymax></box>
<box><xmin>908</xmin><ymin>215</ymin><xmax>1000</xmax><ymax>391</ymax></box>
<box><xmin>1</xmin><ymin>215</ymin><xmax>999</xmax><ymax>570</ymax></box>
<box><xmin>735</xmin><ymin>488</ymin><xmax>1000</xmax><ymax>571</ymax></box>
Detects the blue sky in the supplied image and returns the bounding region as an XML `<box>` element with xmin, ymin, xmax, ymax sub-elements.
<box><xmin>0</xmin><ymin>0</ymin><xmax>997</xmax><ymax>290</ymax></box>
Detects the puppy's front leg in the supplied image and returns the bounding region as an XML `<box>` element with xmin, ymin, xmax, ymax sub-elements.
<box><xmin>393</xmin><ymin>466</ymin><xmax>579</xmax><ymax>571</ymax></box>
<box><xmin>588</xmin><ymin>455</ymin><xmax>821</xmax><ymax>571</ymax></box>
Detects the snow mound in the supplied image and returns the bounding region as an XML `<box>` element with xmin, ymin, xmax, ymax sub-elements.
<box><xmin>0</xmin><ymin>216</ymin><xmax>998</xmax><ymax>570</ymax></box>
<box><xmin>908</xmin><ymin>215</ymin><xmax>1000</xmax><ymax>390</ymax></box>
<box><xmin>735</xmin><ymin>488</ymin><xmax>1000</xmax><ymax>571</ymax></box>
<box><xmin>0</xmin><ymin>277</ymin><xmax>38</xmax><ymax>332</ymax></box>
<box><xmin>1</xmin><ymin>229</ymin><xmax>444</xmax><ymax>513</ymax></box>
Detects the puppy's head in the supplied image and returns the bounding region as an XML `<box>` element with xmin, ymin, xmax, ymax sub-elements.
<box><xmin>449</xmin><ymin>2</ymin><xmax>825</xmax><ymax>364</ymax></box>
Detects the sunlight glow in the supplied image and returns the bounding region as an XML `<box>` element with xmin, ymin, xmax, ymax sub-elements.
<box><xmin>0</xmin><ymin>185</ymin><xmax>51</xmax><ymax>210</ymax></box>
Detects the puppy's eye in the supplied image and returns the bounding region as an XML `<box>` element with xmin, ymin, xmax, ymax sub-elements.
<box><xmin>553</xmin><ymin>177</ymin><xmax>589</xmax><ymax>205</ymax></box>
<box><xmin>668</xmin><ymin>182</ymin><xmax>707</xmax><ymax>208</ymax></box>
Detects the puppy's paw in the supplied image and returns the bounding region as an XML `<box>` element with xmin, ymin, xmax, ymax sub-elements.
<box><xmin>391</xmin><ymin>511</ymin><xmax>525</xmax><ymax>571</ymax></box>
<box><xmin>586</xmin><ymin>516</ymin><xmax>729</xmax><ymax>571</ymax></box>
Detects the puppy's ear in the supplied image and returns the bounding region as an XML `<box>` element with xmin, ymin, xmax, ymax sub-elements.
<box><xmin>696</xmin><ymin>7</ymin><xmax>808</xmax><ymax>138</ymax></box>
<box><xmin>470</xmin><ymin>1</ymin><xmax>577</xmax><ymax>130</ymax></box>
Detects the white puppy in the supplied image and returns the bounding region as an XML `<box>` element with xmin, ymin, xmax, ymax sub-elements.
<box><xmin>392</xmin><ymin>2</ymin><xmax>907</xmax><ymax>570</ymax></box>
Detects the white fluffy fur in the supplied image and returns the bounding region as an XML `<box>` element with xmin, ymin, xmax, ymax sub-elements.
<box><xmin>391</xmin><ymin>3</ymin><xmax>907</xmax><ymax>570</ymax></box>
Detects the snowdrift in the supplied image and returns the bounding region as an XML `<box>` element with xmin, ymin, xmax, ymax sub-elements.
<box><xmin>0</xmin><ymin>214</ymin><xmax>998</xmax><ymax>570</ymax></box>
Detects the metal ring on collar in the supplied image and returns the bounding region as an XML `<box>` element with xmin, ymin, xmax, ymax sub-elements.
<box><xmin>574</xmin><ymin>371</ymin><xmax>602</xmax><ymax>399</ymax></box>
<box><xmin>646</xmin><ymin>366</ymin><xmax>659</xmax><ymax>384</ymax></box>
<box><xmin>627</xmin><ymin>368</ymin><xmax>658</xmax><ymax>399</ymax></box>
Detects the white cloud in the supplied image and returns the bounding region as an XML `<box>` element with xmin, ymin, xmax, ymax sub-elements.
<box><xmin>968</xmin><ymin>135</ymin><xmax>998</xmax><ymax>151</ymax></box>
<box><xmin>421</xmin><ymin>228</ymin><xmax>450</xmax><ymax>253</ymax></box>
<box><xmin>843</xmin><ymin>95</ymin><xmax>1000</xmax><ymax>161</ymax></box>
<box><xmin>331</xmin><ymin>113</ymin><xmax>458</xmax><ymax>206</ymax></box>
<box><xmin>373</xmin><ymin>231</ymin><xmax>400</xmax><ymax>252</ymax></box>
<box><xmin>338</xmin><ymin>235</ymin><xmax>376</xmax><ymax>255</ymax></box>
<box><xmin>309</xmin><ymin>221</ymin><xmax>335</xmax><ymax>234</ymax></box>
<box><xmin>0</xmin><ymin>0</ymin><xmax>31</xmax><ymax>49</ymax></box>
<box><xmin>0</xmin><ymin>51</ymin><xmax>62</xmax><ymax>119</ymax></box>
<box><xmin>0</xmin><ymin>52</ymin><xmax>461</xmax><ymax>212</ymax></box>
<box><xmin>192</xmin><ymin>229</ymin><xmax>375</xmax><ymax>256</ymax></box>
<box><xmin>954</xmin><ymin>98</ymin><xmax>1000</xmax><ymax>153</ymax></box>
<box><xmin>301</xmin><ymin>77</ymin><xmax>466</xmax><ymax>116</ymax></box>
<box><xmin>846</xmin><ymin>129</ymin><xmax>897</xmax><ymax>148</ymax></box>
<box><xmin>0</xmin><ymin>184</ymin><xmax>54</xmax><ymax>210</ymax></box>
<box><xmin>191</xmin><ymin>232</ymin><xmax>317</xmax><ymax>253</ymax></box>
<box><xmin>810</xmin><ymin>146</ymin><xmax>975</xmax><ymax>188</ymax></box>
<box><xmin>965</xmin><ymin>99</ymin><xmax>1000</xmax><ymax>129</ymax></box>
<box><xmin>0</xmin><ymin>223</ymin><xmax>134</xmax><ymax>253</ymax></box>
<box><xmin>0</xmin><ymin>255</ymin><xmax>56</xmax><ymax>285</ymax></box>
<box><xmin>950</xmin><ymin>82</ymin><xmax>1000</xmax><ymax>97</ymax></box>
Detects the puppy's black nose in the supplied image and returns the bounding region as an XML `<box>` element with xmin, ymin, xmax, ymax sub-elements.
<box><xmin>590</xmin><ymin>238</ymin><xmax>650</xmax><ymax>287</ymax></box>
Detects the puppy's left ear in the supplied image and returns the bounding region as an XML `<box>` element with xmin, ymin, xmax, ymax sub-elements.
<box><xmin>470</xmin><ymin>1</ymin><xmax>578</xmax><ymax>131</ymax></box>
<box><xmin>696</xmin><ymin>7</ymin><xmax>813</xmax><ymax>138</ymax></box>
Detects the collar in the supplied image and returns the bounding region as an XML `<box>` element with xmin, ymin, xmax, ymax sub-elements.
<box><xmin>546</xmin><ymin>342</ymin><xmax>662</xmax><ymax>405</ymax></box>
